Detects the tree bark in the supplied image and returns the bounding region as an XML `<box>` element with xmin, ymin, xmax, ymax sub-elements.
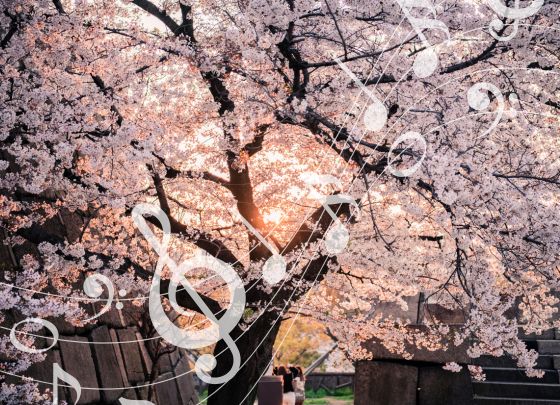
<box><xmin>206</xmin><ymin>311</ymin><xmax>282</xmax><ymax>405</ymax></box>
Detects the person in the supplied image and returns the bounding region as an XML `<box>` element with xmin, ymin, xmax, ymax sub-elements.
<box><xmin>293</xmin><ymin>366</ymin><xmax>305</xmax><ymax>405</ymax></box>
<box><xmin>277</xmin><ymin>365</ymin><xmax>295</xmax><ymax>405</ymax></box>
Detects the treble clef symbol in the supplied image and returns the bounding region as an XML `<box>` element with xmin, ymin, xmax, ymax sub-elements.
<box><xmin>132</xmin><ymin>204</ymin><xmax>246</xmax><ymax>384</ymax></box>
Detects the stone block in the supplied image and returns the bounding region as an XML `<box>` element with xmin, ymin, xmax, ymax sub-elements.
<box><xmin>154</xmin><ymin>371</ymin><xmax>182</xmax><ymax>405</ymax></box>
<box><xmin>58</xmin><ymin>336</ymin><xmax>100</xmax><ymax>404</ymax></box>
<box><xmin>354</xmin><ymin>360</ymin><xmax>418</xmax><ymax>405</ymax></box>
<box><xmin>364</xmin><ymin>325</ymin><xmax>469</xmax><ymax>363</ymax></box>
<box><xmin>418</xmin><ymin>366</ymin><xmax>473</xmax><ymax>405</ymax></box>
<box><xmin>90</xmin><ymin>325</ymin><xmax>126</xmax><ymax>403</ymax></box>
<box><xmin>115</xmin><ymin>328</ymin><xmax>147</xmax><ymax>384</ymax></box>
<box><xmin>538</xmin><ymin>340</ymin><xmax>560</xmax><ymax>354</ymax></box>
<box><xmin>26</xmin><ymin>350</ymin><xmax>69</xmax><ymax>402</ymax></box>
<box><xmin>553</xmin><ymin>355</ymin><xmax>560</xmax><ymax>370</ymax></box>
<box><xmin>174</xmin><ymin>350</ymin><xmax>197</xmax><ymax>404</ymax></box>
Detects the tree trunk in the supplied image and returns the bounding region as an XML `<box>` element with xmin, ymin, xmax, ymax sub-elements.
<box><xmin>206</xmin><ymin>311</ymin><xmax>282</xmax><ymax>405</ymax></box>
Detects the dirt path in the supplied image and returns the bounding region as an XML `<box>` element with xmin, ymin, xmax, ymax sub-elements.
<box><xmin>324</xmin><ymin>399</ymin><xmax>353</xmax><ymax>405</ymax></box>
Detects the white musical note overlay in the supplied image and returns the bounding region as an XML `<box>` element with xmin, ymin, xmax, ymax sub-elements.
<box><xmin>467</xmin><ymin>82</ymin><xmax>517</xmax><ymax>140</ymax></box>
<box><xmin>237</xmin><ymin>214</ymin><xmax>287</xmax><ymax>285</ymax></box>
<box><xmin>132</xmin><ymin>204</ymin><xmax>246</xmax><ymax>384</ymax></box>
<box><xmin>9</xmin><ymin>317</ymin><xmax>59</xmax><ymax>354</ymax></box>
<box><xmin>487</xmin><ymin>0</ymin><xmax>544</xmax><ymax>41</ymax></box>
<box><xmin>119</xmin><ymin>399</ymin><xmax>155</xmax><ymax>405</ymax></box>
<box><xmin>302</xmin><ymin>174</ymin><xmax>360</xmax><ymax>254</ymax></box>
<box><xmin>53</xmin><ymin>363</ymin><xmax>81</xmax><ymax>405</ymax></box>
<box><xmin>82</xmin><ymin>273</ymin><xmax>116</xmax><ymax>321</ymax></box>
<box><xmin>387</xmin><ymin>131</ymin><xmax>428</xmax><ymax>177</ymax></box>
<box><xmin>335</xmin><ymin>58</ymin><xmax>388</xmax><ymax>132</ymax></box>
<box><xmin>395</xmin><ymin>0</ymin><xmax>450</xmax><ymax>78</ymax></box>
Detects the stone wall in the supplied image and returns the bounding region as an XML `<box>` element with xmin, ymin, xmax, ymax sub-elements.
<box><xmin>304</xmin><ymin>372</ymin><xmax>354</xmax><ymax>393</ymax></box>
<box><xmin>354</xmin><ymin>360</ymin><xmax>473</xmax><ymax>405</ymax></box>
<box><xmin>355</xmin><ymin>294</ymin><xmax>474</xmax><ymax>405</ymax></box>
<box><xmin>0</xmin><ymin>212</ymin><xmax>200</xmax><ymax>404</ymax></box>
<box><xmin>12</xmin><ymin>322</ymin><xmax>200</xmax><ymax>405</ymax></box>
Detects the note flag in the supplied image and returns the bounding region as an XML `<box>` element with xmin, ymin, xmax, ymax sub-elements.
<box><xmin>53</xmin><ymin>363</ymin><xmax>81</xmax><ymax>405</ymax></box>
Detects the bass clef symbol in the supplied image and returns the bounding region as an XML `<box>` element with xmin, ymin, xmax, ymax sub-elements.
<box><xmin>132</xmin><ymin>204</ymin><xmax>246</xmax><ymax>384</ymax></box>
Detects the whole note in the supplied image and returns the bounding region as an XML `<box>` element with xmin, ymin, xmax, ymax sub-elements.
<box><xmin>387</xmin><ymin>131</ymin><xmax>427</xmax><ymax>177</ymax></box>
<box><xmin>132</xmin><ymin>204</ymin><xmax>245</xmax><ymax>384</ymax></box>
<box><xmin>237</xmin><ymin>213</ymin><xmax>287</xmax><ymax>285</ymax></box>
<box><xmin>9</xmin><ymin>317</ymin><xmax>59</xmax><ymax>354</ymax></box>
<box><xmin>53</xmin><ymin>363</ymin><xmax>81</xmax><ymax>405</ymax></box>
<box><xmin>335</xmin><ymin>58</ymin><xmax>388</xmax><ymax>132</ymax></box>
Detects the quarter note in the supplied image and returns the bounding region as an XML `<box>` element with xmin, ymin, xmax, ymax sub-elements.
<box><xmin>395</xmin><ymin>0</ymin><xmax>450</xmax><ymax>78</ymax></box>
<box><xmin>335</xmin><ymin>58</ymin><xmax>388</xmax><ymax>132</ymax></box>
<box><xmin>53</xmin><ymin>363</ymin><xmax>81</xmax><ymax>405</ymax></box>
<box><xmin>237</xmin><ymin>214</ymin><xmax>287</xmax><ymax>285</ymax></box>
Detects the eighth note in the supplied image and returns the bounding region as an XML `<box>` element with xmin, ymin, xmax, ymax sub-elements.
<box><xmin>395</xmin><ymin>0</ymin><xmax>450</xmax><ymax>78</ymax></box>
<box><xmin>303</xmin><ymin>174</ymin><xmax>360</xmax><ymax>254</ymax></box>
<box><xmin>335</xmin><ymin>58</ymin><xmax>388</xmax><ymax>132</ymax></box>
<box><xmin>237</xmin><ymin>214</ymin><xmax>287</xmax><ymax>285</ymax></box>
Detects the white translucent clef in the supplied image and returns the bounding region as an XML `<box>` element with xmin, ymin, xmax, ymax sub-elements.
<box><xmin>53</xmin><ymin>363</ymin><xmax>81</xmax><ymax>405</ymax></box>
<box><xmin>395</xmin><ymin>0</ymin><xmax>450</xmax><ymax>78</ymax></box>
<box><xmin>119</xmin><ymin>399</ymin><xmax>155</xmax><ymax>405</ymax></box>
<box><xmin>237</xmin><ymin>214</ymin><xmax>286</xmax><ymax>285</ymax></box>
<box><xmin>467</xmin><ymin>82</ymin><xmax>507</xmax><ymax>140</ymax></box>
<box><xmin>387</xmin><ymin>131</ymin><xmax>428</xmax><ymax>177</ymax></box>
<box><xmin>335</xmin><ymin>58</ymin><xmax>388</xmax><ymax>132</ymax></box>
<box><xmin>10</xmin><ymin>317</ymin><xmax>59</xmax><ymax>354</ymax></box>
<box><xmin>302</xmin><ymin>174</ymin><xmax>360</xmax><ymax>254</ymax></box>
<box><xmin>82</xmin><ymin>273</ymin><xmax>116</xmax><ymax>321</ymax></box>
<box><xmin>132</xmin><ymin>204</ymin><xmax>246</xmax><ymax>384</ymax></box>
<box><xmin>487</xmin><ymin>0</ymin><xmax>544</xmax><ymax>41</ymax></box>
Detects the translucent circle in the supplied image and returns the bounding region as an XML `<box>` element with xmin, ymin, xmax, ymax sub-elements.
<box><xmin>115</xmin><ymin>302</ymin><xmax>124</xmax><ymax>310</ymax></box>
<box><xmin>118</xmin><ymin>289</ymin><xmax>127</xmax><ymax>297</ymax></box>
<box><xmin>413</xmin><ymin>48</ymin><xmax>438</xmax><ymax>79</ymax></box>
<box><xmin>197</xmin><ymin>354</ymin><xmax>217</xmax><ymax>372</ymax></box>
<box><xmin>262</xmin><ymin>254</ymin><xmax>287</xmax><ymax>285</ymax></box>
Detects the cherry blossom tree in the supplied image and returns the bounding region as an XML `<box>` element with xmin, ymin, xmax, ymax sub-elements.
<box><xmin>0</xmin><ymin>0</ymin><xmax>559</xmax><ymax>404</ymax></box>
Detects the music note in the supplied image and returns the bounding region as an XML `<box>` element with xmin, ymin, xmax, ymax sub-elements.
<box><xmin>387</xmin><ymin>131</ymin><xmax>427</xmax><ymax>177</ymax></box>
<box><xmin>237</xmin><ymin>214</ymin><xmax>286</xmax><ymax>285</ymax></box>
<box><xmin>335</xmin><ymin>58</ymin><xmax>388</xmax><ymax>132</ymax></box>
<box><xmin>302</xmin><ymin>174</ymin><xmax>360</xmax><ymax>254</ymax></box>
<box><xmin>10</xmin><ymin>317</ymin><xmax>59</xmax><ymax>354</ymax></box>
<box><xmin>119</xmin><ymin>399</ymin><xmax>155</xmax><ymax>405</ymax></box>
<box><xmin>53</xmin><ymin>363</ymin><xmax>81</xmax><ymax>405</ymax></box>
<box><xmin>467</xmin><ymin>82</ymin><xmax>507</xmax><ymax>140</ymax></box>
<box><xmin>132</xmin><ymin>204</ymin><xmax>245</xmax><ymax>384</ymax></box>
<box><xmin>82</xmin><ymin>273</ymin><xmax>116</xmax><ymax>321</ymax></box>
<box><xmin>395</xmin><ymin>0</ymin><xmax>450</xmax><ymax>78</ymax></box>
<box><xmin>487</xmin><ymin>0</ymin><xmax>544</xmax><ymax>41</ymax></box>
